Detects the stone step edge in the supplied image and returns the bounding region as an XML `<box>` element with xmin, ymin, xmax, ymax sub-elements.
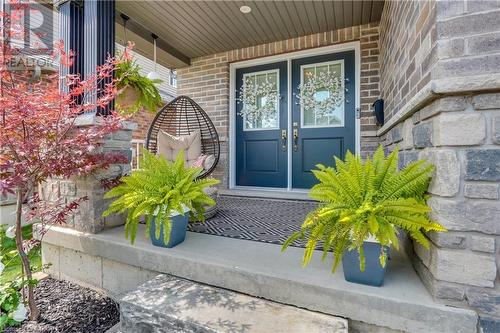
<box><xmin>118</xmin><ymin>274</ymin><xmax>348</xmax><ymax>333</ymax></box>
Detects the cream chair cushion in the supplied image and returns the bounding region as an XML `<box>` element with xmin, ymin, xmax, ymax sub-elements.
<box><xmin>157</xmin><ymin>130</ymin><xmax>202</xmax><ymax>167</ymax></box>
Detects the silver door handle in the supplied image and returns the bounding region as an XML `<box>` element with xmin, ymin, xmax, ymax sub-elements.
<box><xmin>281</xmin><ymin>130</ymin><xmax>287</xmax><ymax>152</ymax></box>
<box><xmin>293</xmin><ymin>128</ymin><xmax>299</xmax><ymax>152</ymax></box>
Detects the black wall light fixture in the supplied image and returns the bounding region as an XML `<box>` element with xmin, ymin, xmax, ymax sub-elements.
<box><xmin>372</xmin><ymin>99</ymin><xmax>384</xmax><ymax>126</ymax></box>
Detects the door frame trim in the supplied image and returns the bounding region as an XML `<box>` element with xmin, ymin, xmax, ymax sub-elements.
<box><xmin>229</xmin><ymin>41</ymin><xmax>361</xmax><ymax>190</ymax></box>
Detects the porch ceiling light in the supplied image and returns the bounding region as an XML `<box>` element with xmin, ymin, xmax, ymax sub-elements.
<box><xmin>147</xmin><ymin>33</ymin><xmax>161</xmax><ymax>82</ymax></box>
<box><xmin>239</xmin><ymin>5</ymin><xmax>251</xmax><ymax>14</ymax></box>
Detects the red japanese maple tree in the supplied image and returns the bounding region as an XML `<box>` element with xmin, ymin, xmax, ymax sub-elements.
<box><xmin>0</xmin><ymin>4</ymin><xmax>130</xmax><ymax>320</ymax></box>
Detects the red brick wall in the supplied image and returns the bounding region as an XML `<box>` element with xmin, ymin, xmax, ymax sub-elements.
<box><xmin>177</xmin><ymin>23</ymin><xmax>381</xmax><ymax>186</ymax></box>
<box><xmin>129</xmin><ymin>108</ymin><xmax>157</xmax><ymax>141</ymax></box>
<box><xmin>379</xmin><ymin>0</ymin><xmax>436</xmax><ymax>122</ymax></box>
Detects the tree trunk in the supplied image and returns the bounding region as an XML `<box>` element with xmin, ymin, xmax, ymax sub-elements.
<box><xmin>15</xmin><ymin>188</ymin><xmax>40</xmax><ymax>321</ymax></box>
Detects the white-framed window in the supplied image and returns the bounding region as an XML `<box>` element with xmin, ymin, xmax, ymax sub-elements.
<box><xmin>169</xmin><ymin>69</ymin><xmax>177</xmax><ymax>87</ymax></box>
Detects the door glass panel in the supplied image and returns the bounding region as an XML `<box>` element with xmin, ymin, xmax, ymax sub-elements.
<box><xmin>242</xmin><ymin>70</ymin><xmax>280</xmax><ymax>130</ymax></box>
<box><xmin>301</xmin><ymin>60</ymin><xmax>344</xmax><ymax>128</ymax></box>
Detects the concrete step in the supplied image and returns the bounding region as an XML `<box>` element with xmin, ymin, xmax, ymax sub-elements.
<box><xmin>39</xmin><ymin>225</ymin><xmax>478</xmax><ymax>333</ymax></box>
<box><xmin>119</xmin><ymin>274</ymin><xmax>348</xmax><ymax>333</ymax></box>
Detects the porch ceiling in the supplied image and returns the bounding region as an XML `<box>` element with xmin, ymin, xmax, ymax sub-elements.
<box><xmin>116</xmin><ymin>0</ymin><xmax>384</xmax><ymax>68</ymax></box>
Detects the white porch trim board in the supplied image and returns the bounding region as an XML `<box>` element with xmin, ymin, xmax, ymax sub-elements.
<box><xmin>229</xmin><ymin>41</ymin><xmax>361</xmax><ymax>191</ymax></box>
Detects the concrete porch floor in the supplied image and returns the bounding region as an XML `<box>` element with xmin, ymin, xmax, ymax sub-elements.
<box><xmin>38</xmin><ymin>225</ymin><xmax>477</xmax><ymax>333</ymax></box>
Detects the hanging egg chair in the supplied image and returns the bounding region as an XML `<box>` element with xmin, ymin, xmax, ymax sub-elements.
<box><xmin>145</xmin><ymin>96</ymin><xmax>220</xmax><ymax>179</ymax></box>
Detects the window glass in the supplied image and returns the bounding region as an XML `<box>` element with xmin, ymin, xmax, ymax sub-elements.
<box><xmin>301</xmin><ymin>61</ymin><xmax>344</xmax><ymax>128</ymax></box>
<box><xmin>242</xmin><ymin>70</ymin><xmax>279</xmax><ymax>130</ymax></box>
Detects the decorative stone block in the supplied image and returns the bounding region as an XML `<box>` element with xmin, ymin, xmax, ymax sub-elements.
<box><xmin>473</xmin><ymin>93</ymin><xmax>500</xmax><ymax>110</ymax></box>
<box><xmin>428</xmin><ymin>231</ymin><xmax>467</xmax><ymax>249</ymax></box>
<box><xmin>419</xmin><ymin>149</ymin><xmax>460</xmax><ymax>197</ymax></box>
<box><xmin>429</xmin><ymin>247</ymin><xmax>497</xmax><ymax>287</ymax></box>
<box><xmin>493</xmin><ymin>116</ymin><xmax>500</xmax><ymax>144</ymax></box>
<box><xmin>479</xmin><ymin>316</ymin><xmax>500</xmax><ymax>333</ymax></box>
<box><xmin>467</xmin><ymin>0</ymin><xmax>500</xmax><ymax>13</ymax></box>
<box><xmin>401</xmin><ymin>118</ymin><xmax>414</xmax><ymax>149</ymax></box>
<box><xmin>436</xmin><ymin>0</ymin><xmax>465</xmax><ymax>18</ymax></box>
<box><xmin>466</xmin><ymin>287</ymin><xmax>500</xmax><ymax>317</ymax></box>
<box><xmin>437</xmin><ymin>38</ymin><xmax>465</xmax><ymax>59</ymax></box>
<box><xmin>434</xmin><ymin>281</ymin><xmax>466</xmax><ymax>301</ymax></box>
<box><xmin>464</xmin><ymin>183</ymin><xmax>499</xmax><ymax>199</ymax></box>
<box><xmin>59</xmin><ymin>181</ymin><xmax>77</xmax><ymax>197</ymax></box>
<box><xmin>470</xmin><ymin>235</ymin><xmax>496</xmax><ymax>253</ymax></box>
<box><xmin>413</xmin><ymin>122</ymin><xmax>433</xmax><ymax>148</ymax></box>
<box><xmin>465</xmin><ymin>149</ymin><xmax>500</xmax><ymax>181</ymax></box>
<box><xmin>413</xmin><ymin>256</ymin><xmax>466</xmax><ymax>301</ymax></box>
<box><xmin>398</xmin><ymin>150</ymin><xmax>418</xmax><ymax>169</ymax></box>
<box><xmin>113</xmin><ymin>130</ymin><xmax>133</xmax><ymax>142</ymax></box>
<box><xmin>390</xmin><ymin>124</ymin><xmax>403</xmax><ymax>143</ymax></box>
<box><xmin>433</xmin><ymin>113</ymin><xmax>486</xmax><ymax>146</ymax></box>
<box><xmin>414</xmin><ymin>242</ymin><xmax>431</xmax><ymax>267</ymax></box>
<box><xmin>467</xmin><ymin>33</ymin><xmax>500</xmax><ymax>56</ymax></box>
<box><xmin>465</xmin><ymin>200</ymin><xmax>500</xmax><ymax>235</ymax></box>
<box><xmin>420</xmin><ymin>96</ymin><xmax>469</xmax><ymax>121</ymax></box>
<box><xmin>437</xmin><ymin>11</ymin><xmax>500</xmax><ymax>39</ymax></box>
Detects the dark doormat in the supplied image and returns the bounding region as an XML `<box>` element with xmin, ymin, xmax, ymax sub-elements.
<box><xmin>188</xmin><ymin>195</ymin><xmax>317</xmax><ymax>248</ymax></box>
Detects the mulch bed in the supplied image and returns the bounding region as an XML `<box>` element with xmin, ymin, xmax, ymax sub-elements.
<box><xmin>5</xmin><ymin>278</ymin><xmax>120</xmax><ymax>333</ymax></box>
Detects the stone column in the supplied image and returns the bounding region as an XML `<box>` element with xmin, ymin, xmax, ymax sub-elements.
<box><xmin>41</xmin><ymin>115</ymin><xmax>136</xmax><ymax>233</ymax></box>
<box><xmin>382</xmin><ymin>94</ymin><xmax>500</xmax><ymax>330</ymax></box>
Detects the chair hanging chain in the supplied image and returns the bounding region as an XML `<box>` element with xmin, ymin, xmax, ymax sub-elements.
<box><xmin>121</xmin><ymin>14</ymin><xmax>129</xmax><ymax>47</ymax></box>
<box><xmin>153</xmin><ymin>38</ymin><xmax>157</xmax><ymax>71</ymax></box>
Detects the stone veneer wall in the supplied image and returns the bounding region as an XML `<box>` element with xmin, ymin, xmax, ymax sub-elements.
<box><xmin>383</xmin><ymin>92</ymin><xmax>500</xmax><ymax>333</ymax></box>
<box><xmin>40</xmin><ymin>115</ymin><xmax>135</xmax><ymax>234</ymax></box>
<box><xmin>379</xmin><ymin>1</ymin><xmax>500</xmax><ymax>331</ymax></box>
<box><xmin>177</xmin><ymin>23</ymin><xmax>381</xmax><ymax>187</ymax></box>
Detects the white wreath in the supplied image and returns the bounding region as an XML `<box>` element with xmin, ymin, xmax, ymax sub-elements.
<box><xmin>297</xmin><ymin>71</ymin><xmax>344</xmax><ymax>119</ymax></box>
<box><xmin>237</xmin><ymin>77</ymin><xmax>279</xmax><ymax>123</ymax></box>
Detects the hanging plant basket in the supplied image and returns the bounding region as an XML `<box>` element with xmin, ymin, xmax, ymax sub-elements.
<box><xmin>115</xmin><ymin>85</ymin><xmax>142</xmax><ymax>113</ymax></box>
<box><xmin>114</xmin><ymin>58</ymin><xmax>163</xmax><ymax>114</ymax></box>
<box><xmin>297</xmin><ymin>71</ymin><xmax>344</xmax><ymax>118</ymax></box>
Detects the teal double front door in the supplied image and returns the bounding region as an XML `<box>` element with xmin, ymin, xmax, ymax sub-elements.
<box><xmin>235</xmin><ymin>50</ymin><xmax>356</xmax><ymax>189</ymax></box>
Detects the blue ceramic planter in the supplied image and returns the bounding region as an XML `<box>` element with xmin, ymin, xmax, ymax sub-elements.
<box><xmin>342</xmin><ymin>242</ymin><xmax>388</xmax><ymax>287</ymax></box>
<box><xmin>149</xmin><ymin>211</ymin><xmax>189</xmax><ymax>248</ymax></box>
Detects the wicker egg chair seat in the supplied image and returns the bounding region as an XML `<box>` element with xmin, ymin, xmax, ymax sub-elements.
<box><xmin>145</xmin><ymin>96</ymin><xmax>220</xmax><ymax>179</ymax></box>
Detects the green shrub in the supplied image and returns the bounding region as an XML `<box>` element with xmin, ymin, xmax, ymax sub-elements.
<box><xmin>103</xmin><ymin>150</ymin><xmax>219</xmax><ymax>245</ymax></box>
<box><xmin>282</xmin><ymin>146</ymin><xmax>446</xmax><ymax>272</ymax></box>
<box><xmin>0</xmin><ymin>225</ymin><xmax>41</xmax><ymax>329</ymax></box>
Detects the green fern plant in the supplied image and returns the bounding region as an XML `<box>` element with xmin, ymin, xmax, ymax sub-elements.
<box><xmin>282</xmin><ymin>146</ymin><xmax>446</xmax><ymax>272</ymax></box>
<box><xmin>103</xmin><ymin>149</ymin><xmax>219</xmax><ymax>245</ymax></box>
